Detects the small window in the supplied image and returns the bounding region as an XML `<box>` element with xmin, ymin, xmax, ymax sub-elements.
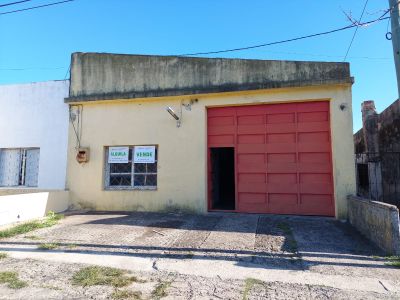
<box><xmin>0</xmin><ymin>148</ymin><xmax>40</xmax><ymax>187</ymax></box>
<box><xmin>104</xmin><ymin>146</ymin><xmax>157</xmax><ymax>190</ymax></box>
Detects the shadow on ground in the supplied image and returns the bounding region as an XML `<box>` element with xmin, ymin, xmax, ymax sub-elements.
<box><xmin>0</xmin><ymin>211</ymin><xmax>393</xmax><ymax>273</ymax></box>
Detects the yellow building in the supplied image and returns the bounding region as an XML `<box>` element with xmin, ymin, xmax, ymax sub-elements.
<box><xmin>65</xmin><ymin>53</ymin><xmax>355</xmax><ymax>219</ymax></box>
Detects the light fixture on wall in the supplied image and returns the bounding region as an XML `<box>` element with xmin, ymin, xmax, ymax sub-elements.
<box><xmin>166</xmin><ymin>99</ymin><xmax>198</xmax><ymax>128</ymax></box>
<box><xmin>166</xmin><ymin>106</ymin><xmax>181</xmax><ymax>127</ymax></box>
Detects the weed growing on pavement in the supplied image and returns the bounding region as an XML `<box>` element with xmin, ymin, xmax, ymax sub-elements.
<box><xmin>72</xmin><ymin>266</ymin><xmax>137</xmax><ymax>287</ymax></box>
<box><xmin>242</xmin><ymin>278</ymin><xmax>264</xmax><ymax>300</ymax></box>
<box><xmin>0</xmin><ymin>271</ymin><xmax>27</xmax><ymax>289</ymax></box>
<box><xmin>276</xmin><ymin>222</ymin><xmax>291</xmax><ymax>234</ymax></box>
<box><xmin>152</xmin><ymin>280</ymin><xmax>172</xmax><ymax>299</ymax></box>
<box><xmin>23</xmin><ymin>235</ymin><xmax>42</xmax><ymax>240</ymax></box>
<box><xmin>185</xmin><ymin>251</ymin><xmax>194</xmax><ymax>259</ymax></box>
<box><xmin>38</xmin><ymin>243</ymin><xmax>59</xmax><ymax>250</ymax></box>
<box><xmin>276</xmin><ymin>222</ymin><xmax>298</xmax><ymax>253</ymax></box>
<box><xmin>111</xmin><ymin>289</ymin><xmax>142</xmax><ymax>300</ymax></box>
<box><xmin>385</xmin><ymin>256</ymin><xmax>400</xmax><ymax>268</ymax></box>
<box><xmin>0</xmin><ymin>211</ymin><xmax>63</xmax><ymax>239</ymax></box>
<box><xmin>0</xmin><ymin>253</ymin><xmax>8</xmax><ymax>260</ymax></box>
<box><xmin>66</xmin><ymin>244</ymin><xmax>78</xmax><ymax>249</ymax></box>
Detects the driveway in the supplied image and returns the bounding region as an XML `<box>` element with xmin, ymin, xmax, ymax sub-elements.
<box><xmin>0</xmin><ymin>212</ymin><xmax>399</xmax><ymax>299</ymax></box>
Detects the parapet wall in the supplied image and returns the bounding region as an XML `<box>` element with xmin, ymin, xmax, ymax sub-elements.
<box><xmin>348</xmin><ymin>195</ymin><xmax>400</xmax><ymax>255</ymax></box>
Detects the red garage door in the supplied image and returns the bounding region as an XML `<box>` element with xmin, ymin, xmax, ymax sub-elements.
<box><xmin>207</xmin><ymin>101</ymin><xmax>334</xmax><ymax>216</ymax></box>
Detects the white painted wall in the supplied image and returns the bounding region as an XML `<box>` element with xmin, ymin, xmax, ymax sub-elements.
<box><xmin>0</xmin><ymin>80</ymin><xmax>69</xmax><ymax>189</ymax></box>
<box><xmin>0</xmin><ymin>191</ymin><xmax>69</xmax><ymax>226</ymax></box>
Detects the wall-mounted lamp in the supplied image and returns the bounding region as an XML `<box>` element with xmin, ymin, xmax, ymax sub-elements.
<box><xmin>166</xmin><ymin>100</ymin><xmax>198</xmax><ymax>128</ymax></box>
<box><xmin>166</xmin><ymin>106</ymin><xmax>181</xmax><ymax>127</ymax></box>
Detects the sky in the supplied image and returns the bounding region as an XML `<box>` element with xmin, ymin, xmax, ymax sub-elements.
<box><xmin>0</xmin><ymin>0</ymin><xmax>397</xmax><ymax>131</ymax></box>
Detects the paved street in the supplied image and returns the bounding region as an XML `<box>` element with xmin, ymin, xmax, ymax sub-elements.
<box><xmin>0</xmin><ymin>212</ymin><xmax>399</xmax><ymax>299</ymax></box>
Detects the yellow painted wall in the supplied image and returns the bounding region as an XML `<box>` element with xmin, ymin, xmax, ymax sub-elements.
<box><xmin>66</xmin><ymin>84</ymin><xmax>355</xmax><ymax>219</ymax></box>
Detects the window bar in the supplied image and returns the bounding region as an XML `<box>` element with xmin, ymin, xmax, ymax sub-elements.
<box><xmin>131</xmin><ymin>146</ymin><xmax>134</xmax><ymax>188</ymax></box>
<box><xmin>20</xmin><ymin>149</ymin><xmax>27</xmax><ymax>186</ymax></box>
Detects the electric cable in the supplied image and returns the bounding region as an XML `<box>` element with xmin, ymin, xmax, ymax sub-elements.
<box><xmin>178</xmin><ymin>13</ymin><xmax>390</xmax><ymax>56</ymax></box>
<box><xmin>0</xmin><ymin>0</ymin><xmax>32</xmax><ymax>8</ymax></box>
<box><xmin>0</xmin><ymin>0</ymin><xmax>74</xmax><ymax>15</ymax></box>
<box><xmin>343</xmin><ymin>0</ymin><xmax>369</xmax><ymax>61</ymax></box>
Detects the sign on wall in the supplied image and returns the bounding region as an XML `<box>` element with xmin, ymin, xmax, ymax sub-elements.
<box><xmin>134</xmin><ymin>146</ymin><xmax>155</xmax><ymax>163</ymax></box>
<box><xmin>108</xmin><ymin>147</ymin><xmax>129</xmax><ymax>163</ymax></box>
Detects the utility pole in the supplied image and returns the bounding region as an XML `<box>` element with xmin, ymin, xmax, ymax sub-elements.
<box><xmin>389</xmin><ymin>0</ymin><xmax>400</xmax><ymax>98</ymax></box>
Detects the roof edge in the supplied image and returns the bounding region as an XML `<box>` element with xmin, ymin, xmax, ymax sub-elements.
<box><xmin>65</xmin><ymin>77</ymin><xmax>353</xmax><ymax>103</ymax></box>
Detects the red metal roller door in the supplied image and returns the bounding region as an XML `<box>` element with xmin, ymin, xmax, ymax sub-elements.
<box><xmin>207</xmin><ymin>101</ymin><xmax>334</xmax><ymax>216</ymax></box>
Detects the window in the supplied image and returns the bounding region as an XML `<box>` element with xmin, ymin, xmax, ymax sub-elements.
<box><xmin>104</xmin><ymin>146</ymin><xmax>157</xmax><ymax>190</ymax></box>
<box><xmin>0</xmin><ymin>148</ymin><xmax>40</xmax><ymax>187</ymax></box>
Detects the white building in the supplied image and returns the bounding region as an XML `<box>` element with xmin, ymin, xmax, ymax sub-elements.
<box><xmin>0</xmin><ymin>80</ymin><xmax>69</xmax><ymax>190</ymax></box>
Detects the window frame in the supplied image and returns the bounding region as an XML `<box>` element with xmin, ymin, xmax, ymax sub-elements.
<box><xmin>0</xmin><ymin>147</ymin><xmax>40</xmax><ymax>188</ymax></box>
<box><xmin>104</xmin><ymin>145</ymin><xmax>158</xmax><ymax>191</ymax></box>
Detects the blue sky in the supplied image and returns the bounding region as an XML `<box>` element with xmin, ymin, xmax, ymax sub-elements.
<box><xmin>0</xmin><ymin>0</ymin><xmax>396</xmax><ymax>131</ymax></box>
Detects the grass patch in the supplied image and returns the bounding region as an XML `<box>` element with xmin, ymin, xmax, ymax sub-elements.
<box><xmin>242</xmin><ymin>278</ymin><xmax>264</xmax><ymax>300</ymax></box>
<box><xmin>185</xmin><ymin>251</ymin><xmax>194</xmax><ymax>259</ymax></box>
<box><xmin>152</xmin><ymin>281</ymin><xmax>172</xmax><ymax>299</ymax></box>
<box><xmin>0</xmin><ymin>253</ymin><xmax>8</xmax><ymax>260</ymax></box>
<box><xmin>276</xmin><ymin>222</ymin><xmax>298</xmax><ymax>253</ymax></box>
<box><xmin>0</xmin><ymin>211</ymin><xmax>63</xmax><ymax>240</ymax></box>
<box><xmin>111</xmin><ymin>289</ymin><xmax>142</xmax><ymax>300</ymax></box>
<box><xmin>371</xmin><ymin>255</ymin><xmax>382</xmax><ymax>259</ymax></box>
<box><xmin>38</xmin><ymin>243</ymin><xmax>59</xmax><ymax>250</ymax></box>
<box><xmin>72</xmin><ymin>266</ymin><xmax>137</xmax><ymax>288</ymax></box>
<box><xmin>385</xmin><ymin>256</ymin><xmax>400</xmax><ymax>268</ymax></box>
<box><xmin>276</xmin><ymin>222</ymin><xmax>291</xmax><ymax>234</ymax></box>
<box><xmin>24</xmin><ymin>235</ymin><xmax>42</xmax><ymax>240</ymax></box>
<box><xmin>66</xmin><ymin>244</ymin><xmax>78</xmax><ymax>249</ymax></box>
<box><xmin>0</xmin><ymin>271</ymin><xmax>27</xmax><ymax>289</ymax></box>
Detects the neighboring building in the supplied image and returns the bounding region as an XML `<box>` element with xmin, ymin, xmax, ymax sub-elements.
<box><xmin>0</xmin><ymin>80</ymin><xmax>70</xmax><ymax>190</ymax></box>
<box><xmin>354</xmin><ymin>99</ymin><xmax>400</xmax><ymax>209</ymax></box>
<box><xmin>65</xmin><ymin>52</ymin><xmax>355</xmax><ymax>219</ymax></box>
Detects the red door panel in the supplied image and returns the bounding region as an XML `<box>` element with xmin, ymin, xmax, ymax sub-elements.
<box><xmin>207</xmin><ymin>101</ymin><xmax>335</xmax><ymax>217</ymax></box>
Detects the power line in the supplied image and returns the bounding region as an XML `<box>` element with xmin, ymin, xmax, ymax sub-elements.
<box><xmin>0</xmin><ymin>0</ymin><xmax>74</xmax><ymax>15</ymax></box>
<box><xmin>253</xmin><ymin>50</ymin><xmax>391</xmax><ymax>60</ymax></box>
<box><xmin>0</xmin><ymin>0</ymin><xmax>32</xmax><ymax>8</ymax></box>
<box><xmin>178</xmin><ymin>13</ymin><xmax>390</xmax><ymax>57</ymax></box>
<box><xmin>343</xmin><ymin>0</ymin><xmax>369</xmax><ymax>61</ymax></box>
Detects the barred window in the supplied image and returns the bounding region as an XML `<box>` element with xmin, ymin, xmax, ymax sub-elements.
<box><xmin>104</xmin><ymin>146</ymin><xmax>157</xmax><ymax>190</ymax></box>
<box><xmin>0</xmin><ymin>148</ymin><xmax>40</xmax><ymax>187</ymax></box>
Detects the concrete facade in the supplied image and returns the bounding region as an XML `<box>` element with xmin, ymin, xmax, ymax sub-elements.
<box><xmin>66</xmin><ymin>53</ymin><xmax>352</xmax><ymax>103</ymax></box>
<box><xmin>0</xmin><ymin>80</ymin><xmax>70</xmax><ymax>189</ymax></box>
<box><xmin>348</xmin><ymin>195</ymin><xmax>400</xmax><ymax>255</ymax></box>
<box><xmin>66</xmin><ymin>53</ymin><xmax>356</xmax><ymax>219</ymax></box>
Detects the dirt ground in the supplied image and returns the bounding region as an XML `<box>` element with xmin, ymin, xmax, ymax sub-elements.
<box><xmin>0</xmin><ymin>211</ymin><xmax>399</xmax><ymax>299</ymax></box>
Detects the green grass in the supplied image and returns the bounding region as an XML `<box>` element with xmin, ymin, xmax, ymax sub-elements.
<box><xmin>276</xmin><ymin>222</ymin><xmax>298</xmax><ymax>253</ymax></box>
<box><xmin>38</xmin><ymin>243</ymin><xmax>59</xmax><ymax>250</ymax></box>
<box><xmin>111</xmin><ymin>289</ymin><xmax>142</xmax><ymax>300</ymax></box>
<box><xmin>0</xmin><ymin>211</ymin><xmax>63</xmax><ymax>239</ymax></box>
<box><xmin>151</xmin><ymin>281</ymin><xmax>172</xmax><ymax>299</ymax></box>
<box><xmin>385</xmin><ymin>256</ymin><xmax>400</xmax><ymax>268</ymax></box>
<box><xmin>242</xmin><ymin>278</ymin><xmax>264</xmax><ymax>300</ymax></box>
<box><xmin>185</xmin><ymin>251</ymin><xmax>194</xmax><ymax>259</ymax></box>
<box><xmin>66</xmin><ymin>244</ymin><xmax>78</xmax><ymax>249</ymax></box>
<box><xmin>0</xmin><ymin>253</ymin><xmax>8</xmax><ymax>260</ymax></box>
<box><xmin>276</xmin><ymin>222</ymin><xmax>291</xmax><ymax>234</ymax></box>
<box><xmin>0</xmin><ymin>272</ymin><xmax>27</xmax><ymax>289</ymax></box>
<box><xmin>24</xmin><ymin>235</ymin><xmax>42</xmax><ymax>240</ymax></box>
<box><xmin>72</xmin><ymin>266</ymin><xmax>137</xmax><ymax>288</ymax></box>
